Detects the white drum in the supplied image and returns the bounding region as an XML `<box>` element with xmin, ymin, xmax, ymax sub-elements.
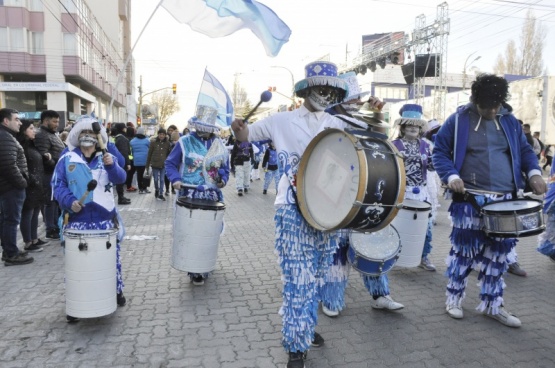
<box><xmin>348</xmin><ymin>225</ymin><xmax>401</xmax><ymax>276</ymax></box>
<box><xmin>391</xmin><ymin>199</ymin><xmax>431</xmax><ymax>268</ymax></box>
<box><xmin>64</xmin><ymin>229</ymin><xmax>118</xmax><ymax>318</ymax></box>
<box><xmin>171</xmin><ymin>197</ymin><xmax>225</xmax><ymax>273</ymax></box>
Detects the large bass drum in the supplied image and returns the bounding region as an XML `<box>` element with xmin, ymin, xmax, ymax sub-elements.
<box><xmin>297</xmin><ymin>129</ymin><xmax>405</xmax><ymax>231</ymax></box>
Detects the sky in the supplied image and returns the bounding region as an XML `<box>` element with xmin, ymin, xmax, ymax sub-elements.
<box><xmin>131</xmin><ymin>0</ymin><xmax>555</xmax><ymax>131</ymax></box>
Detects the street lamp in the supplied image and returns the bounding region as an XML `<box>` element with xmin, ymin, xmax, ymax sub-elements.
<box><xmin>462</xmin><ymin>52</ymin><xmax>481</xmax><ymax>90</ymax></box>
<box><xmin>270</xmin><ymin>65</ymin><xmax>295</xmax><ymax>100</ymax></box>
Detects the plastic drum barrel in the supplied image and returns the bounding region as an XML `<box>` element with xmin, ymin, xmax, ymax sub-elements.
<box><xmin>171</xmin><ymin>197</ymin><xmax>225</xmax><ymax>273</ymax></box>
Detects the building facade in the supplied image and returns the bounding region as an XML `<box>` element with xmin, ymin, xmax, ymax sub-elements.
<box><xmin>0</xmin><ymin>0</ymin><xmax>134</xmax><ymax>128</ymax></box>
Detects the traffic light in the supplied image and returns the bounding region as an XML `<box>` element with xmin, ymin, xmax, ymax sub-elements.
<box><xmin>172</xmin><ymin>84</ymin><xmax>177</xmax><ymax>95</ymax></box>
<box><xmin>137</xmin><ymin>117</ymin><xmax>141</xmax><ymax>126</ymax></box>
<box><xmin>268</xmin><ymin>86</ymin><xmax>276</xmax><ymax>92</ymax></box>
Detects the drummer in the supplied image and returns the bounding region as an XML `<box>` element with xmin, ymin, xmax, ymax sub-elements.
<box><xmin>231</xmin><ymin>61</ymin><xmax>360</xmax><ymax>368</ymax></box>
<box><xmin>165</xmin><ymin>106</ymin><xmax>230</xmax><ymax>286</ymax></box>
<box><xmin>52</xmin><ymin>115</ymin><xmax>128</xmax><ymax>309</ymax></box>
<box><xmin>433</xmin><ymin>73</ymin><xmax>546</xmax><ymax>327</ymax></box>
<box><xmin>319</xmin><ymin>72</ymin><xmax>404</xmax><ymax>317</ymax></box>
<box><xmin>391</xmin><ymin>104</ymin><xmax>437</xmax><ymax>272</ymax></box>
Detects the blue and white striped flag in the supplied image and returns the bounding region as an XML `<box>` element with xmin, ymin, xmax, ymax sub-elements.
<box><xmin>196</xmin><ymin>69</ymin><xmax>234</xmax><ymax>127</ymax></box>
<box><xmin>161</xmin><ymin>0</ymin><xmax>291</xmax><ymax>57</ymax></box>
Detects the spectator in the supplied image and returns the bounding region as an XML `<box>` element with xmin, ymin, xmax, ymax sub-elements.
<box><xmin>112</xmin><ymin>123</ymin><xmax>133</xmax><ymax>204</ymax></box>
<box><xmin>146</xmin><ymin>128</ymin><xmax>171</xmax><ymax>201</ymax></box>
<box><xmin>0</xmin><ymin>108</ymin><xmax>34</xmax><ymax>265</ymax></box>
<box><xmin>543</xmin><ymin>144</ymin><xmax>553</xmax><ymax>171</ymax></box>
<box><xmin>17</xmin><ymin>119</ymin><xmax>51</xmax><ymax>253</ymax></box>
<box><xmin>164</xmin><ymin>125</ymin><xmax>179</xmax><ymax>196</ymax></box>
<box><xmin>34</xmin><ymin>110</ymin><xmax>64</xmax><ymax>240</ymax></box>
<box><xmin>262</xmin><ymin>141</ymin><xmax>279</xmax><ymax>195</ymax></box>
<box><xmin>130</xmin><ymin>127</ymin><xmax>151</xmax><ymax>194</ymax></box>
<box><xmin>230</xmin><ymin>140</ymin><xmax>254</xmax><ymax>196</ymax></box>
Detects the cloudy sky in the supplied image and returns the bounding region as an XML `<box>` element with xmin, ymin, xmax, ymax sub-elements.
<box><xmin>131</xmin><ymin>0</ymin><xmax>555</xmax><ymax>129</ymax></box>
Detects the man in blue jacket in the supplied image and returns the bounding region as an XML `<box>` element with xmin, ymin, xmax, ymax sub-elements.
<box><xmin>433</xmin><ymin>74</ymin><xmax>546</xmax><ymax>328</ymax></box>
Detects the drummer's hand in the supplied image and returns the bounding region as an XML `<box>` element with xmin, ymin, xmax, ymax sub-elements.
<box><xmin>172</xmin><ymin>181</ymin><xmax>182</xmax><ymax>190</ymax></box>
<box><xmin>448</xmin><ymin>178</ymin><xmax>465</xmax><ymax>194</ymax></box>
<box><xmin>71</xmin><ymin>200</ymin><xmax>83</xmax><ymax>213</ymax></box>
<box><xmin>102</xmin><ymin>153</ymin><xmax>113</xmax><ymax>166</ymax></box>
<box><xmin>529</xmin><ymin>174</ymin><xmax>547</xmax><ymax>195</ymax></box>
<box><xmin>366</xmin><ymin>96</ymin><xmax>384</xmax><ymax>111</ymax></box>
<box><xmin>231</xmin><ymin>118</ymin><xmax>246</xmax><ymax>133</ymax></box>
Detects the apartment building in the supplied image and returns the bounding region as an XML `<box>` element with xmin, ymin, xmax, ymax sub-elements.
<box><xmin>0</xmin><ymin>0</ymin><xmax>134</xmax><ymax>128</ymax></box>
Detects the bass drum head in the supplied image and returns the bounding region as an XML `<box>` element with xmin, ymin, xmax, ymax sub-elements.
<box><xmin>297</xmin><ymin>129</ymin><xmax>365</xmax><ymax>230</ymax></box>
<box><xmin>176</xmin><ymin>197</ymin><xmax>226</xmax><ymax>211</ymax></box>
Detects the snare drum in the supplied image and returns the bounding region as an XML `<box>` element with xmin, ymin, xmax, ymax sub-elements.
<box><xmin>482</xmin><ymin>199</ymin><xmax>545</xmax><ymax>238</ymax></box>
<box><xmin>297</xmin><ymin>129</ymin><xmax>405</xmax><ymax>231</ymax></box>
<box><xmin>348</xmin><ymin>225</ymin><xmax>401</xmax><ymax>276</ymax></box>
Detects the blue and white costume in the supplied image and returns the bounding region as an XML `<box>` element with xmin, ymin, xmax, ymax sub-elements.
<box><xmin>53</xmin><ymin>121</ymin><xmax>127</xmax><ymax>295</ymax></box>
<box><xmin>537</xmin><ymin>165</ymin><xmax>555</xmax><ymax>258</ymax></box>
<box><xmin>433</xmin><ymin>103</ymin><xmax>540</xmax><ymax>314</ymax></box>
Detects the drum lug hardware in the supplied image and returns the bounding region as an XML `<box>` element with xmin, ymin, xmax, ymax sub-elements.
<box><xmin>78</xmin><ymin>241</ymin><xmax>88</xmax><ymax>251</ymax></box>
<box><xmin>413</xmin><ymin>213</ymin><xmax>417</xmax><ymax>220</ymax></box>
<box><xmin>106</xmin><ymin>240</ymin><xmax>112</xmax><ymax>249</ymax></box>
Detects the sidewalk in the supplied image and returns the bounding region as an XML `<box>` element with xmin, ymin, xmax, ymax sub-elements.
<box><xmin>0</xmin><ymin>179</ymin><xmax>554</xmax><ymax>367</ymax></box>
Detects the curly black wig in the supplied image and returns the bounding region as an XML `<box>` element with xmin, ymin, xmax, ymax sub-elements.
<box><xmin>470</xmin><ymin>73</ymin><xmax>509</xmax><ymax>108</ymax></box>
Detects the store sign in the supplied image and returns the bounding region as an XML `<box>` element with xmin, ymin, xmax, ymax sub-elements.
<box><xmin>18</xmin><ymin>111</ymin><xmax>42</xmax><ymax>119</ymax></box>
<box><xmin>0</xmin><ymin>82</ymin><xmax>67</xmax><ymax>91</ymax></box>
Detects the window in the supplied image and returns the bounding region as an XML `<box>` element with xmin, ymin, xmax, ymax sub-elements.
<box><xmin>28</xmin><ymin>31</ymin><xmax>43</xmax><ymax>54</ymax></box>
<box><xmin>0</xmin><ymin>28</ymin><xmax>7</xmax><ymax>52</ymax></box>
<box><xmin>10</xmin><ymin>28</ymin><xmax>25</xmax><ymax>52</ymax></box>
<box><xmin>29</xmin><ymin>0</ymin><xmax>43</xmax><ymax>11</ymax></box>
<box><xmin>63</xmin><ymin>33</ymin><xmax>77</xmax><ymax>55</ymax></box>
<box><xmin>5</xmin><ymin>0</ymin><xmax>27</xmax><ymax>6</ymax></box>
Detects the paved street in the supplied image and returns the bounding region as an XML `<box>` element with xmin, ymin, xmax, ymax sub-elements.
<box><xmin>1</xmin><ymin>178</ymin><xmax>555</xmax><ymax>368</ymax></box>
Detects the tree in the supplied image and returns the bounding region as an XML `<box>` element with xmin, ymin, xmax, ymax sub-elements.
<box><xmin>493</xmin><ymin>10</ymin><xmax>546</xmax><ymax>76</ymax></box>
<box><xmin>150</xmin><ymin>91</ymin><xmax>180</xmax><ymax>127</ymax></box>
<box><xmin>231</xmin><ymin>73</ymin><xmax>252</xmax><ymax>118</ymax></box>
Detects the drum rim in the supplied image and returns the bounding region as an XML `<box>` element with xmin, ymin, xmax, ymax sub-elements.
<box><xmin>63</xmin><ymin>229</ymin><xmax>118</xmax><ymax>237</ymax></box>
<box><xmin>297</xmin><ymin>128</ymin><xmax>406</xmax><ymax>231</ymax></box>
<box><xmin>483</xmin><ymin>225</ymin><xmax>546</xmax><ymax>238</ymax></box>
<box><xmin>399</xmin><ymin>199</ymin><xmax>432</xmax><ymax>211</ymax></box>
<box><xmin>482</xmin><ymin>198</ymin><xmax>543</xmax><ymax>215</ymax></box>
<box><xmin>348</xmin><ymin>226</ymin><xmax>402</xmax><ymax>260</ymax></box>
<box><xmin>177</xmin><ymin>197</ymin><xmax>226</xmax><ymax>210</ymax></box>
<box><xmin>347</xmin><ymin>242</ymin><xmax>399</xmax><ymax>276</ymax></box>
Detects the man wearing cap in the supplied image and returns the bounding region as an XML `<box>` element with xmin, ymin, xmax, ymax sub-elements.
<box><xmin>433</xmin><ymin>73</ymin><xmax>546</xmax><ymax>327</ymax></box>
<box><xmin>392</xmin><ymin>104</ymin><xmax>437</xmax><ymax>272</ymax></box>
<box><xmin>232</xmin><ymin>61</ymin><xmax>360</xmax><ymax>368</ymax></box>
<box><xmin>319</xmin><ymin>72</ymin><xmax>404</xmax><ymax>318</ymax></box>
<box><xmin>166</xmin><ymin>106</ymin><xmax>230</xmax><ymax>286</ymax></box>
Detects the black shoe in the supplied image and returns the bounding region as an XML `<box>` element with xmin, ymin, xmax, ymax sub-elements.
<box><xmin>263</xmin><ymin>189</ymin><xmax>267</xmax><ymax>194</ymax></box>
<box><xmin>237</xmin><ymin>189</ymin><xmax>243</xmax><ymax>196</ymax></box>
<box><xmin>45</xmin><ymin>230</ymin><xmax>60</xmax><ymax>240</ymax></box>
<box><xmin>118</xmin><ymin>198</ymin><xmax>131</xmax><ymax>205</ymax></box>
<box><xmin>66</xmin><ymin>315</ymin><xmax>79</xmax><ymax>323</ymax></box>
<box><xmin>157</xmin><ymin>195</ymin><xmax>166</xmax><ymax>201</ymax></box>
<box><xmin>311</xmin><ymin>332</ymin><xmax>324</xmax><ymax>347</ymax></box>
<box><xmin>171</xmin><ymin>189</ymin><xmax>176</xmax><ymax>194</ymax></box>
<box><xmin>165</xmin><ymin>191</ymin><xmax>170</xmax><ymax>196</ymax></box>
<box><xmin>155</xmin><ymin>190</ymin><xmax>159</xmax><ymax>198</ymax></box>
<box><xmin>192</xmin><ymin>275</ymin><xmax>204</xmax><ymax>285</ymax></box>
<box><xmin>287</xmin><ymin>351</ymin><xmax>307</xmax><ymax>368</ymax></box>
<box><xmin>34</xmin><ymin>238</ymin><xmax>50</xmax><ymax>246</ymax></box>
<box><xmin>4</xmin><ymin>253</ymin><xmax>34</xmax><ymax>266</ymax></box>
<box><xmin>24</xmin><ymin>243</ymin><xmax>43</xmax><ymax>253</ymax></box>
<box><xmin>244</xmin><ymin>188</ymin><xmax>249</xmax><ymax>193</ymax></box>
<box><xmin>117</xmin><ymin>292</ymin><xmax>126</xmax><ymax>306</ymax></box>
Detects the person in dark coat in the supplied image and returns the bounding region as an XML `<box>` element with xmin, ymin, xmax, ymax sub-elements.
<box><xmin>17</xmin><ymin>120</ymin><xmax>51</xmax><ymax>252</ymax></box>
<box><xmin>113</xmin><ymin>123</ymin><xmax>132</xmax><ymax>204</ymax></box>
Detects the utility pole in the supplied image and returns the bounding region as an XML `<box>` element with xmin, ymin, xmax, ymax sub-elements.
<box><xmin>138</xmin><ymin>75</ymin><xmax>143</xmax><ymax>125</ymax></box>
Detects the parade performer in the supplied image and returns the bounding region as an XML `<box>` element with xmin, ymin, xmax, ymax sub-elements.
<box><xmin>392</xmin><ymin>104</ymin><xmax>437</xmax><ymax>271</ymax></box>
<box><xmin>261</xmin><ymin>141</ymin><xmax>280</xmax><ymax>195</ymax></box>
<box><xmin>320</xmin><ymin>72</ymin><xmax>403</xmax><ymax>318</ymax></box>
<box><xmin>52</xmin><ymin>115</ymin><xmax>128</xmax><ymax>308</ymax></box>
<box><xmin>165</xmin><ymin>106</ymin><xmax>230</xmax><ymax>286</ymax></box>
<box><xmin>433</xmin><ymin>73</ymin><xmax>546</xmax><ymax>327</ymax></box>
<box><xmin>232</xmin><ymin>61</ymin><xmax>352</xmax><ymax>368</ymax></box>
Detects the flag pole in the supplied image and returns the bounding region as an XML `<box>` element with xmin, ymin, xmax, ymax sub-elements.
<box><xmin>106</xmin><ymin>0</ymin><xmax>164</xmax><ymax>125</ymax></box>
<box><xmin>195</xmin><ymin>67</ymin><xmax>208</xmax><ymax>108</ymax></box>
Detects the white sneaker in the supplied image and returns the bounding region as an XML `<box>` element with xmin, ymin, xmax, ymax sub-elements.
<box><xmin>418</xmin><ymin>257</ymin><xmax>437</xmax><ymax>271</ymax></box>
<box><xmin>370</xmin><ymin>295</ymin><xmax>404</xmax><ymax>310</ymax></box>
<box><xmin>322</xmin><ymin>304</ymin><xmax>339</xmax><ymax>317</ymax></box>
<box><xmin>485</xmin><ymin>307</ymin><xmax>521</xmax><ymax>328</ymax></box>
<box><xmin>446</xmin><ymin>304</ymin><xmax>463</xmax><ymax>319</ymax></box>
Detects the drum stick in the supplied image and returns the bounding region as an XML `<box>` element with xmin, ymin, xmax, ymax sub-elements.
<box><xmin>440</xmin><ymin>185</ymin><xmax>504</xmax><ymax>196</ymax></box>
<box><xmin>91</xmin><ymin>121</ymin><xmax>107</xmax><ymax>154</ymax></box>
<box><xmin>243</xmin><ymin>91</ymin><xmax>272</xmax><ymax>122</ymax></box>
<box><xmin>78</xmin><ymin>179</ymin><xmax>98</xmax><ymax>205</ymax></box>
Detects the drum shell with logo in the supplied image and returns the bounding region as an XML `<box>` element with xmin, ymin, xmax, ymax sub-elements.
<box><xmin>391</xmin><ymin>199</ymin><xmax>431</xmax><ymax>268</ymax></box>
<box><xmin>64</xmin><ymin>229</ymin><xmax>118</xmax><ymax>318</ymax></box>
<box><xmin>171</xmin><ymin>197</ymin><xmax>225</xmax><ymax>273</ymax></box>
<box><xmin>482</xmin><ymin>199</ymin><xmax>545</xmax><ymax>238</ymax></box>
<box><xmin>297</xmin><ymin>129</ymin><xmax>405</xmax><ymax>232</ymax></box>
<box><xmin>348</xmin><ymin>225</ymin><xmax>401</xmax><ymax>276</ymax></box>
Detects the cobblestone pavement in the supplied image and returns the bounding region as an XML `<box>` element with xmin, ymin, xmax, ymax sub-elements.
<box><xmin>1</xmin><ymin>178</ymin><xmax>555</xmax><ymax>368</ymax></box>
